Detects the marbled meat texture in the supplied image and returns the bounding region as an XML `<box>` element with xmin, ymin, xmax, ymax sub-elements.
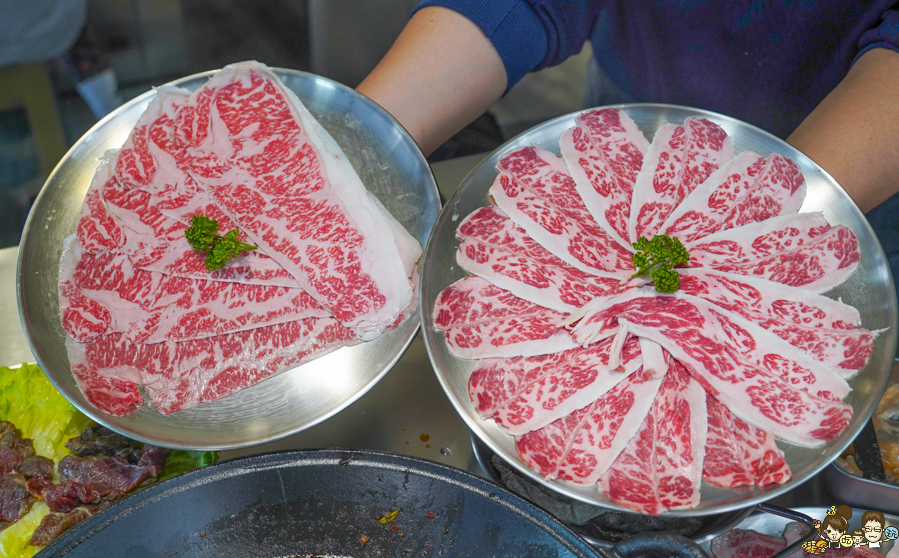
<box><xmin>574</xmin><ymin>294</ymin><xmax>853</xmax><ymax>447</ymax></box>
<box><xmin>679</xmin><ymin>269</ymin><xmax>874</xmax><ymax>376</ymax></box>
<box><xmin>598</xmin><ymin>360</ymin><xmax>708</xmax><ymax>515</ymax></box>
<box><xmin>687</xmin><ymin>212</ymin><xmax>860</xmax><ymax>292</ymax></box>
<box><xmin>66</xmin><ymin>316</ymin><xmax>358</xmax><ymax>415</ymax></box>
<box><xmin>66</xmin><ymin>63</ymin><xmax>421</xmax><ymax>418</ymax></box>
<box><xmin>456</xmin><ymin>205</ymin><xmax>633</xmax><ymax>313</ymax></box>
<box><xmin>516</xmin><ymin>364</ymin><xmax>664</xmax><ymax>484</ymax></box>
<box><xmin>709</xmin><ymin>528</ymin><xmax>790</xmax><ymax>558</ymax></box>
<box><xmin>433</xmin><ymin>109</ymin><xmax>876</xmax><ymax>514</ymax></box>
<box><xmin>629</xmin><ymin>117</ymin><xmax>733</xmax><ymax>241</ymax></box>
<box><xmin>469</xmin><ymin>336</ymin><xmax>643</xmax><ymax>435</ymax></box>
<box><xmin>634</xmin><ymin>293</ymin><xmax>854</xmax><ymax>401</ymax></box>
<box><xmin>103</xmin><ymin>87</ymin><xmax>299</xmax><ymax>287</ymax></box>
<box><xmin>489</xmin><ymin>146</ymin><xmax>633</xmax><ymax>276</ymax></box>
<box><xmin>124</xmin><ymin>88</ymin><xmax>419</xmax><ymax>286</ymax></box>
<box><xmin>76</xmin><ymin>162</ymin><xmax>124</xmax><ymax>254</ymax></box>
<box><xmin>660</xmin><ymin>152</ymin><xmax>806</xmax><ymax>244</ymax></box>
<box><xmin>103</xmin><ymin>175</ymin><xmax>297</xmax><ymax>287</ymax></box>
<box><xmin>124</xmin><ymin>87</ymin><xmax>258</xmax><ymax>228</ymax></box>
<box><xmin>59</xmin><ymin>235</ymin><xmax>327</xmax><ymax>344</ymax></box>
<box><xmin>172</xmin><ymin>61</ymin><xmax>415</xmax><ymax>340</ymax></box>
<box><xmin>432</xmin><ymin>276</ymin><xmax>577</xmax><ymax>359</ymax></box>
<box><xmin>678</xmin><ymin>268</ymin><xmax>861</xmax><ymax>331</ymax></box>
<box><xmin>703</xmin><ymin>393</ymin><xmax>791</xmax><ymax>488</ymax></box>
<box><xmin>560</xmin><ymin>108</ymin><xmax>648</xmax><ymax>247</ymax></box>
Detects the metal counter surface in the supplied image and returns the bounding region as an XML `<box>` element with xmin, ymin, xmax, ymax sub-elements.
<box><xmin>4</xmin><ymin>153</ymin><xmax>871</xmax><ymax>513</ymax></box>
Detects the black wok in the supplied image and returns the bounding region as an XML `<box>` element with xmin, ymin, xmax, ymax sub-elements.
<box><xmin>39</xmin><ymin>449</ymin><xmax>708</xmax><ymax>557</ymax></box>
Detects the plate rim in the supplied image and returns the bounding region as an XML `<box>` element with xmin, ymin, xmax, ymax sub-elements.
<box><xmin>16</xmin><ymin>66</ymin><xmax>440</xmax><ymax>450</ymax></box>
<box><xmin>420</xmin><ymin>102</ymin><xmax>898</xmax><ymax>516</ymax></box>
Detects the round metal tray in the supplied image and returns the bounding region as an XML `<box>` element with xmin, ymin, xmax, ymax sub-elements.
<box><xmin>17</xmin><ymin>68</ymin><xmax>441</xmax><ymax>450</ymax></box>
<box><xmin>420</xmin><ymin>104</ymin><xmax>898</xmax><ymax>516</ymax></box>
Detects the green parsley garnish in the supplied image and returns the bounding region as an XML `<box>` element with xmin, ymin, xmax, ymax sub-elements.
<box><xmin>631</xmin><ymin>234</ymin><xmax>690</xmax><ymax>293</ymax></box>
<box><xmin>185</xmin><ymin>214</ymin><xmax>257</xmax><ymax>270</ymax></box>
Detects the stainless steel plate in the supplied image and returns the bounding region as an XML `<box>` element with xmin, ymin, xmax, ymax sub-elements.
<box><xmin>420</xmin><ymin>104</ymin><xmax>898</xmax><ymax>516</ymax></box>
<box><xmin>825</xmin><ymin>461</ymin><xmax>899</xmax><ymax>516</ymax></box>
<box><xmin>17</xmin><ymin>68</ymin><xmax>440</xmax><ymax>451</ymax></box>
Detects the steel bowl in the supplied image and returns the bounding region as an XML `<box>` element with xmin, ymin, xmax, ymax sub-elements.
<box><xmin>825</xmin><ymin>462</ymin><xmax>899</xmax><ymax>516</ymax></box>
<box><xmin>420</xmin><ymin>103</ymin><xmax>898</xmax><ymax>515</ymax></box>
<box><xmin>17</xmin><ymin>68</ymin><xmax>441</xmax><ymax>450</ymax></box>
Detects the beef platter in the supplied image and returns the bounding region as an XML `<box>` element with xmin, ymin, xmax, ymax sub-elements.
<box><xmin>425</xmin><ymin>106</ymin><xmax>892</xmax><ymax>515</ymax></box>
<box><xmin>1</xmin><ymin>422</ymin><xmax>170</xmax><ymax>547</ymax></box>
<box><xmin>0</xmin><ymin>417</ymin><xmax>205</xmax><ymax>552</ymax></box>
<box><xmin>0</xmin><ymin>360</ymin><xmax>215</xmax><ymax>556</ymax></box>
<box><xmin>56</xmin><ymin>62</ymin><xmax>422</xmax><ymax>417</ymax></box>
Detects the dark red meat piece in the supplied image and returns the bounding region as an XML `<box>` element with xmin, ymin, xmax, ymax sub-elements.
<box><xmin>42</xmin><ymin>481</ymin><xmax>124</xmax><ymax>513</ymax></box>
<box><xmin>18</xmin><ymin>455</ymin><xmax>54</xmax><ymax>480</ymax></box>
<box><xmin>29</xmin><ymin>505</ymin><xmax>100</xmax><ymax>547</ymax></box>
<box><xmin>58</xmin><ymin>450</ymin><xmax>168</xmax><ymax>493</ymax></box>
<box><xmin>0</xmin><ymin>472</ymin><xmax>36</xmax><ymax>522</ymax></box>
<box><xmin>0</xmin><ymin>446</ymin><xmax>22</xmax><ymax>475</ymax></box>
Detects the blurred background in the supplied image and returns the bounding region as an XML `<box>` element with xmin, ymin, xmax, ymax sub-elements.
<box><xmin>0</xmin><ymin>0</ymin><xmax>591</xmax><ymax>248</ymax></box>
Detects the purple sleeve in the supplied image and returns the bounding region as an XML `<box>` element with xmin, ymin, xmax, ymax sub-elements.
<box><xmin>856</xmin><ymin>8</ymin><xmax>899</xmax><ymax>61</ymax></box>
<box><xmin>413</xmin><ymin>0</ymin><xmax>602</xmax><ymax>92</ymax></box>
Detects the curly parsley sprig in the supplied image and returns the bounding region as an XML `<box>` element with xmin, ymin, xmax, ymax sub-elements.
<box><xmin>185</xmin><ymin>214</ymin><xmax>257</xmax><ymax>271</ymax></box>
<box><xmin>631</xmin><ymin>234</ymin><xmax>690</xmax><ymax>293</ymax></box>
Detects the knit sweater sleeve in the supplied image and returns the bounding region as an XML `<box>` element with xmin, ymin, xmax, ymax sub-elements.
<box><xmin>856</xmin><ymin>8</ymin><xmax>899</xmax><ymax>61</ymax></box>
<box><xmin>412</xmin><ymin>0</ymin><xmax>603</xmax><ymax>92</ymax></box>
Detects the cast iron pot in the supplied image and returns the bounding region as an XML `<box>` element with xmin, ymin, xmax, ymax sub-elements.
<box><xmin>40</xmin><ymin>449</ymin><xmax>708</xmax><ymax>557</ymax></box>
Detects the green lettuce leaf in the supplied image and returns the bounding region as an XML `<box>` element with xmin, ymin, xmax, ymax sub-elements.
<box><xmin>0</xmin><ymin>363</ymin><xmax>218</xmax><ymax>554</ymax></box>
<box><xmin>0</xmin><ymin>503</ymin><xmax>47</xmax><ymax>558</ymax></box>
<box><xmin>160</xmin><ymin>449</ymin><xmax>219</xmax><ymax>482</ymax></box>
<box><xmin>0</xmin><ymin>363</ymin><xmax>93</xmax><ymax>463</ymax></box>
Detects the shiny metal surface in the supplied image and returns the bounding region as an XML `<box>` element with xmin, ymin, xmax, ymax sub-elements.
<box><xmin>0</xmin><ymin>247</ymin><xmax>479</xmax><ymax>472</ymax></box>
<box><xmin>16</xmin><ymin>68</ymin><xmax>441</xmax><ymax>451</ymax></box>
<box><xmin>0</xmin><ymin>156</ymin><xmax>485</xmax><ymax>475</ymax></box>
<box><xmin>0</xmin><ymin>153</ymin><xmax>862</xmax><ymax>520</ymax></box>
<box><xmin>420</xmin><ymin>104</ymin><xmax>899</xmax><ymax>516</ymax></box>
<box><xmin>825</xmin><ymin>462</ymin><xmax>899</xmax><ymax>515</ymax></box>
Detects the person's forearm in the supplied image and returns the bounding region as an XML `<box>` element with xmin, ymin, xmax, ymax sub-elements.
<box><xmin>787</xmin><ymin>48</ymin><xmax>899</xmax><ymax>213</ymax></box>
<box><xmin>356</xmin><ymin>6</ymin><xmax>507</xmax><ymax>156</ymax></box>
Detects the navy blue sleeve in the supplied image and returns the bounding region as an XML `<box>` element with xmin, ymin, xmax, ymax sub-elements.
<box><xmin>856</xmin><ymin>8</ymin><xmax>899</xmax><ymax>61</ymax></box>
<box><xmin>412</xmin><ymin>0</ymin><xmax>603</xmax><ymax>92</ymax></box>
